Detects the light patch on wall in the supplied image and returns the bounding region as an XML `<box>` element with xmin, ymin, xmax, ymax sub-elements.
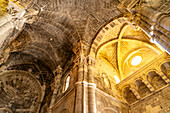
<box><xmin>131</xmin><ymin>56</ymin><xmax>142</xmax><ymax>66</ymax></box>
<box><xmin>114</xmin><ymin>75</ymin><xmax>120</xmax><ymax>84</ymax></box>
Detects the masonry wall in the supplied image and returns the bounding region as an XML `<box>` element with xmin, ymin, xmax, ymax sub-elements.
<box><xmin>95</xmin><ymin>88</ymin><xmax>129</xmax><ymax>113</ymax></box>
<box><xmin>52</xmin><ymin>89</ymin><xmax>75</xmax><ymax>113</ymax></box>
<box><xmin>130</xmin><ymin>85</ymin><xmax>170</xmax><ymax>113</ymax></box>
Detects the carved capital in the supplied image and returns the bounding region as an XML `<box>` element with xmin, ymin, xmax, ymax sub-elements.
<box><xmin>87</xmin><ymin>56</ymin><xmax>96</xmax><ymax>66</ymax></box>
<box><xmin>56</xmin><ymin>65</ymin><xmax>62</xmax><ymax>74</ymax></box>
<box><xmin>53</xmin><ymin>65</ymin><xmax>62</xmax><ymax>75</ymax></box>
<box><xmin>74</xmin><ymin>55</ymin><xmax>86</xmax><ymax>65</ymax></box>
<box><xmin>73</xmin><ymin>41</ymin><xmax>88</xmax><ymax>55</ymax></box>
<box><xmin>130</xmin><ymin>84</ymin><xmax>137</xmax><ymax>90</ymax></box>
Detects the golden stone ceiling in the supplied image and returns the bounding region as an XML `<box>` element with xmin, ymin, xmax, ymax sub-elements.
<box><xmin>95</xmin><ymin>18</ymin><xmax>163</xmax><ymax>82</ymax></box>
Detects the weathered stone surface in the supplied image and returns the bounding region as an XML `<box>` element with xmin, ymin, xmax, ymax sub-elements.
<box><xmin>0</xmin><ymin>0</ymin><xmax>169</xmax><ymax>113</ymax></box>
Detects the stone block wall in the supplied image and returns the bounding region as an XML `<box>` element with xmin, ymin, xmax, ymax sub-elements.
<box><xmin>130</xmin><ymin>86</ymin><xmax>170</xmax><ymax>113</ymax></box>
<box><xmin>95</xmin><ymin>88</ymin><xmax>129</xmax><ymax>113</ymax></box>
<box><xmin>52</xmin><ymin>89</ymin><xmax>75</xmax><ymax>113</ymax></box>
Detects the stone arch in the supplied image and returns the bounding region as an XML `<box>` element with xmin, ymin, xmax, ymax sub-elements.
<box><xmin>0</xmin><ymin>108</ymin><xmax>13</xmax><ymax>113</ymax></box>
<box><xmin>31</xmin><ymin>16</ymin><xmax>79</xmax><ymax>47</ymax></box>
<box><xmin>22</xmin><ymin>43</ymin><xmax>57</xmax><ymax>71</ymax></box>
<box><xmin>147</xmin><ymin>71</ymin><xmax>167</xmax><ymax>90</ymax></box>
<box><xmin>134</xmin><ymin>79</ymin><xmax>151</xmax><ymax>98</ymax></box>
<box><xmin>59</xmin><ymin>108</ymin><xmax>70</xmax><ymax>113</ymax></box>
<box><xmin>88</xmin><ymin>16</ymin><xmax>163</xmax><ymax>82</ymax></box>
<box><xmin>132</xmin><ymin>77</ymin><xmax>143</xmax><ymax>85</ymax></box>
<box><xmin>161</xmin><ymin>62</ymin><xmax>170</xmax><ymax>79</ymax></box>
<box><xmin>88</xmin><ymin>16</ymin><xmax>125</xmax><ymax>57</ymax></box>
<box><xmin>88</xmin><ymin>17</ymin><xmax>162</xmax><ymax>57</ymax></box>
<box><xmin>0</xmin><ymin>70</ymin><xmax>44</xmax><ymax>113</ymax></box>
<box><xmin>122</xmin><ymin>86</ymin><xmax>138</xmax><ymax>104</ymax></box>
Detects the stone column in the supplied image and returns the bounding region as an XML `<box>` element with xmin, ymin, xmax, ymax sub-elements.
<box><xmin>154</xmin><ymin>30</ymin><xmax>170</xmax><ymax>45</ymax></box>
<box><xmin>140</xmin><ymin>6</ymin><xmax>170</xmax><ymax>31</ymax></box>
<box><xmin>130</xmin><ymin>15</ymin><xmax>169</xmax><ymax>54</ymax></box>
<box><xmin>83</xmin><ymin>59</ymin><xmax>89</xmax><ymax>113</ymax></box>
<box><xmin>48</xmin><ymin>65</ymin><xmax>62</xmax><ymax>113</ymax></box>
<box><xmin>75</xmin><ymin>55</ymin><xmax>84</xmax><ymax>113</ymax></box>
<box><xmin>139</xmin><ymin>7</ymin><xmax>170</xmax><ymax>54</ymax></box>
<box><xmin>161</xmin><ymin>62</ymin><xmax>170</xmax><ymax>78</ymax></box>
<box><xmin>154</xmin><ymin>25</ymin><xmax>169</xmax><ymax>38</ymax></box>
<box><xmin>128</xmin><ymin>5</ymin><xmax>170</xmax><ymax>54</ymax></box>
<box><xmin>73</xmin><ymin>41</ymin><xmax>89</xmax><ymax>113</ymax></box>
<box><xmin>130</xmin><ymin>86</ymin><xmax>141</xmax><ymax>99</ymax></box>
<box><xmin>142</xmin><ymin>80</ymin><xmax>155</xmax><ymax>92</ymax></box>
<box><xmin>87</xmin><ymin>56</ymin><xmax>96</xmax><ymax>113</ymax></box>
<box><xmin>158</xmin><ymin>71</ymin><xmax>170</xmax><ymax>84</ymax></box>
<box><xmin>150</xmin><ymin>35</ymin><xmax>170</xmax><ymax>54</ymax></box>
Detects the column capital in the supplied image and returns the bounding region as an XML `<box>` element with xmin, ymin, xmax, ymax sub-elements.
<box><xmin>129</xmin><ymin>85</ymin><xmax>141</xmax><ymax>99</ymax></box>
<box><xmin>73</xmin><ymin>41</ymin><xmax>88</xmax><ymax>56</ymax></box>
<box><xmin>142</xmin><ymin>79</ymin><xmax>155</xmax><ymax>92</ymax></box>
<box><xmin>142</xmin><ymin>79</ymin><xmax>148</xmax><ymax>83</ymax></box>
<box><xmin>74</xmin><ymin>55</ymin><xmax>86</xmax><ymax>65</ymax></box>
<box><xmin>130</xmin><ymin>84</ymin><xmax>137</xmax><ymax>90</ymax></box>
<box><xmin>130</xmin><ymin>87</ymin><xmax>137</xmax><ymax>91</ymax></box>
<box><xmin>150</xmin><ymin>35</ymin><xmax>159</xmax><ymax>43</ymax></box>
<box><xmin>53</xmin><ymin>65</ymin><xmax>62</xmax><ymax>75</ymax></box>
<box><xmin>86</xmin><ymin>56</ymin><xmax>96</xmax><ymax>66</ymax></box>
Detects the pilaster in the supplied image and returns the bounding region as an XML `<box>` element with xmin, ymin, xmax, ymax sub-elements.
<box><xmin>87</xmin><ymin>56</ymin><xmax>96</xmax><ymax>113</ymax></box>
<box><xmin>142</xmin><ymin>80</ymin><xmax>155</xmax><ymax>92</ymax></box>
<box><xmin>126</xmin><ymin>4</ymin><xmax>170</xmax><ymax>54</ymax></box>
<box><xmin>130</xmin><ymin>85</ymin><xmax>141</xmax><ymax>99</ymax></box>
<box><xmin>73</xmin><ymin>41</ymin><xmax>88</xmax><ymax>113</ymax></box>
<box><xmin>73</xmin><ymin>41</ymin><xmax>97</xmax><ymax>113</ymax></box>
<box><xmin>158</xmin><ymin>71</ymin><xmax>170</xmax><ymax>84</ymax></box>
<box><xmin>48</xmin><ymin>65</ymin><xmax>62</xmax><ymax>113</ymax></box>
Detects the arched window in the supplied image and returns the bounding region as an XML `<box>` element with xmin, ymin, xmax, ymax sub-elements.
<box><xmin>123</xmin><ymin>87</ymin><xmax>138</xmax><ymax>104</ymax></box>
<box><xmin>63</xmin><ymin>75</ymin><xmax>70</xmax><ymax>92</ymax></box>
<box><xmin>135</xmin><ymin>80</ymin><xmax>151</xmax><ymax>98</ymax></box>
<box><xmin>147</xmin><ymin>71</ymin><xmax>167</xmax><ymax>90</ymax></box>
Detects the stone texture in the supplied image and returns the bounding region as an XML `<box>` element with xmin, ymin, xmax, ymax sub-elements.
<box><xmin>0</xmin><ymin>0</ymin><xmax>169</xmax><ymax>113</ymax></box>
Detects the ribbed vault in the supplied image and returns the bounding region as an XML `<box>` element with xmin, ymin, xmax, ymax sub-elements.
<box><xmin>6</xmin><ymin>0</ymin><xmax>121</xmax><ymax>70</ymax></box>
<box><xmin>94</xmin><ymin>18</ymin><xmax>163</xmax><ymax>82</ymax></box>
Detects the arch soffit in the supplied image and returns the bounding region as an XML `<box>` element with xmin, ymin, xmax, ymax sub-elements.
<box><xmin>158</xmin><ymin>58</ymin><xmax>170</xmax><ymax>71</ymax></box>
<box><xmin>132</xmin><ymin>77</ymin><xmax>144</xmax><ymax>87</ymax></box>
<box><xmin>145</xmin><ymin>69</ymin><xmax>159</xmax><ymax>79</ymax></box>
